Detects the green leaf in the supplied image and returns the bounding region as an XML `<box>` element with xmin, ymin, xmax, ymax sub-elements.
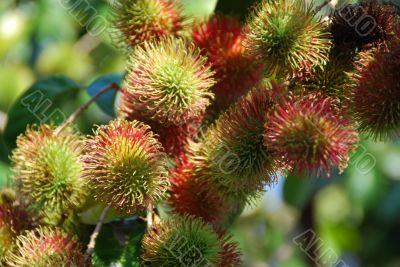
<box><xmin>87</xmin><ymin>73</ymin><xmax>124</xmax><ymax>117</ymax></box>
<box><xmin>181</xmin><ymin>0</ymin><xmax>218</xmax><ymax>17</ymax></box>
<box><xmin>120</xmin><ymin>220</ymin><xmax>146</xmax><ymax>267</ymax></box>
<box><xmin>0</xmin><ymin>161</ymin><xmax>11</xmax><ymax>189</ymax></box>
<box><xmin>92</xmin><ymin>224</ymin><xmax>125</xmax><ymax>267</ymax></box>
<box><xmin>3</xmin><ymin>75</ymin><xmax>80</xmax><ymax>150</ymax></box>
<box><xmin>283</xmin><ymin>174</ymin><xmax>314</xmax><ymax>209</ymax></box>
<box><xmin>215</xmin><ymin>0</ymin><xmax>259</xmax><ymax>20</ymax></box>
<box><xmin>0</xmin><ymin>132</ymin><xmax>10</xmax><ymax>164</ymax></box>
<box><xmin>92</xmin><ymin>219</ymin><xmax>146</xmax><ymax>267</ymax></box>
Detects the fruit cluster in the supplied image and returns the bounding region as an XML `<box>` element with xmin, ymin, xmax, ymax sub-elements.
<box><xmin>2</xmin><ymin>0</ymin><xmax>399</xmax><ymax>266</ymax></box>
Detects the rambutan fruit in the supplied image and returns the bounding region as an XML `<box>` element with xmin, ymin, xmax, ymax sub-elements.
<box><xmin>6</xmin><ymin>227</ymin><xmax>88</xmax><ymax>267</ymax></box>
<box><xmin>245</xmin><ymin>0</ymin><xmax>331</xmax><ymax>77</ymax></box>
<box><xmin>351</xmin><ymin>40</ymin><xmax>400</xmax><ymax>139</ymax></box>
<box><xmin>0</xmin><ymin>201</ymin><xmax>31</xmax><ymax>262</ymax></box>
<box><xmin>141</xmin><ymin>215</ymin><xmax>240</xmax><ymax>266</ymax></box>
<box><xmin>294</xmin><ymin>51</ymin><xmax>355</xmax><ymax>103</ymax></box>
<box><xmin>11</xmin><ymin>125</ymin><xmax>87</xmax><ymax>219</ymax></box>
<box><xmin>192</xmin><ymin>15</ymin><xmax>264</xmax><ymax>112</ymax></box>
<box><xmin>218</xmin><ymin>235</ymin><xmax>242</xmax><ymax>267</ymax></box>
<box><xmin>265</xmin><ymin>93</ymin><xmax>359</xmax><ymax>175</ymax></box>
<box><xmin>189</xmin><ymin>84</ymin><xmax>280</xmax><ymax>202</ymax></box>
<box><xmin>119</xmin><ymin>37</ymin><xmax>215</xmax><ymax>126</ymax></box>
<box><xmin>145</xmin><ymin>114</ymin><xmax>204</xmax><ymax>157</ymax></box>
<box><xmin>112</xmin><ymin>0</ymin><xmax>190</xmax><ymax>49</ymax></box>
<box><xmin>330</xmin><ymin>0</ymin><xmax>399</xmax><ymax>51</ymax></box>
<box><xmin>167</xmin><ymin>154</ymin><xmax>230</xmax><ymax>224</ymax></box>
<box><xmin>82</xmin><ymin>119</ymin><xmax>169</xmax><ymax>214</ymax></box>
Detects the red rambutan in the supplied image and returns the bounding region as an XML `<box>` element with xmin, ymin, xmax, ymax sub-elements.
<box><xmin>167</xmin><ymin>154</ymin><xmax>230</xmax><ymax>224</ymax></box>
<box><xmin>330</xmin><ymin>0</ymin><xmax>399</xmax><ymax>51</ymax></box>
<box><xmin>351</xmin><ymin>40</ymin><xmax>400</xmax><ymax>139</ymax></box>
<box><xmin>265</xmin><ymin>93</ymin><xmax>359</xmax><ymax>175</ymax></box>
<box><xmin>193</xmin><ymin>15</ymin><xmax>264</xmax><ymax>112</ymax></box>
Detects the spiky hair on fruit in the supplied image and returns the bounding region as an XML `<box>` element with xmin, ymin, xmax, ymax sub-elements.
<box><xmin>293</xmin><ymin>51</ymin><xmax>355</xmax><ymax>104</ymax></box>
<box><xmin>11</xmin><ymin>124</ymin><xmax>86</xmax><ymax>220</ymax></box>
<box><xmin>167</xmin><ymin>154</ymin><xmax>231</xmax><ymax>224</ymax></box>
<box><xmin>192</xmin><ymin>14</ymin><xmax>264</xmax><ymax>112</ymax></box>
<box><xmin>330</xmin><ymin>0</ymin><xmax>399</xmax><ymax>51</ymax></box>
<box><xmin>189</xmin><ymin>84</ymin><xmax>280</xmax><ymax>202</ymax></box>
<box><xmin>112</xmin><ymin>0</ymin><xmax>190</xmax><ymax>49</ymax></box>
<box><xmin>6</xmin><ymin>227</ymin><xmax>88</xmax><ymax>267</ymax></box>
<box><xmin>0</xmin><ymin>201</ymin><xmax>32</xmax><ymax>262</ymax></box>
<box><xmin>144</xmin><ymin>114</ymin><xmax>204</xmax><ymax>157</ymax></box>
<box><xmin>119</xmin><ymin>37</ymin><xmax>215</xmax><ymax>126</ymax></box>
<box><xmin>82</xmin><ymin>119</ymin><xmax>169</xmax><ymax>214</ymax></box>
<box><xmin>245</xmin><ymin>0</ymin><xmax>331</xmax><ymax>77</ymax></box>
<box><xmin>265</xmin><ymin>93</ymin><xmax>359</xmax><ymax>175</ymax></box>
<box><xmin>141</xmin><ymin>215</ymin><xmax>241</xmax><ymax>266</ymax></box>
<box><xmin>350</xmin><ymin>40</ymin><xmax>400</xmax><ymax>139</ymax></box>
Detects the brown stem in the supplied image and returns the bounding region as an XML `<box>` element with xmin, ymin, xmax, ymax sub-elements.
<box><xmin>147</xmin><ymin>204</ymin><xmax>154</xmax><ymax>230</ymax></box>
<box><xmin>54</xmin><ymin>82</ymin><xmax>119</xmax><ymax>136</ymax></box>
<box><xmin>85</xmin><ymin>205</ymin><xmax>111</xmax><ymax>259</ymax></box>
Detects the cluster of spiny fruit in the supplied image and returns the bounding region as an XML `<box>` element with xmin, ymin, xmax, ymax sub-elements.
<box><xmin>1</xmin><ymin>0</ymin><xmax>399</xmax><ymax>266</ymax></box>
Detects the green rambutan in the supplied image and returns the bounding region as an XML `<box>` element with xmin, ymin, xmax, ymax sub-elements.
<box><xmin>6</xmin><ymin>227</ymin><xmax>88</xmax><ymax>267</ymax></box>
<box><xmin>189</xmin><ymin>84</ymin><xmax>280</xmax><ymax>202</ymax></box>
<box><xmin>119</xmin><ymin>37</ymin><xmax>215</xmax><ymax>126</ymax></box>
<box><xmin>112</xmin><ymin>0</ymin><xmax>190</xmax><ymax>48</ymax></box>
<box><xmin>245</xmin><ymin>0</ymin><xmax>331</xmax><ymax>77</ymax></box>
<box><xmin>350</xmin><ymin>40</ymin><xmax>400</xmax><ymax>139</ymax></box>
<box><xmin>11</xmin><ymin>125</ymin><xmax>87</xmax><ymax>219</ymax></box>
<box><xmin>265</xmin><ymin>93</ymin><xmax>359</xmax><ymax>175</ymax></box>
<box><xmin>294</xmin><ymin>51</ymin><xmax>354</xmax><ymax>103</ymax></box>
<box><xmin>141</xmin><ymin>215</ymin><xmax>240</xmax><ymax>266</ymax></box>
<box><xmin>82</xmin><ymin>119</ymin><xmax>169</xmax><ymax>214</ymax></box>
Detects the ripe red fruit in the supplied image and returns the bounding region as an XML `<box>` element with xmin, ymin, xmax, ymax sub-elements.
<box><xmin>265</xmin><ymin>93</ymin><xmax>359</xmax><ymax>175</ymax></box>
<box><xmin>193</xmin><ymin>15</ymin><xmax>264</xmax><ymax>112</ymax></box>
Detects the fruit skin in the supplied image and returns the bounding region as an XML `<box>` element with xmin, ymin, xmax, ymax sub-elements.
<box><xmin>189</xmin><ymin>84</ymin><xmax>279</xmax><ymax>203</ymax></box>
<box><xmin>141</xmin><ymin>215</ymin><xmax>241</xmax><ymax>266</ymax></box>
<box><xmin>350</xmin><ymin>40</ymin><xmax>400</xmax><ymax>139</ymax></box>
<box><xmin>192</xmin><ymin>15</ymin><xmax>264</xmax><ymax>112</ymax></box>
<box><xmin>6</xmin><ymin>227</ymin><xmax>89</xmax><ymax>267</ymax></box>
<box><xmin>292</xmin><ymin>50</ymin><xmax>355</xmax><ymax>104</ymax></box>
<box><xmin>167</xmin><ymin>154</ymin><xmax>231</xmax><ymax>224</ymax></box>
<box><xmin>119</xmin><ymin>37</ymin><xmax>215</xmax><ymax>126</ymax></box>
<box><xmin>137</xmin><ymin>114</ymin><xmax>205</xmax><ymax>157</ymax></box>
<box><xmin>330</xmin><ymin>0</ymin><xmax>399</xmax><ymax>51</ymax></box>
<box><xmin>265</xmin><ymin>93</ymin><xmax>359</xmax><ymax>175</ymax></box>
<box><xmin>11</xmin><ymin>124</ymin><xmax>87</xmax><ymax>221</ymax></box>
<box><xmin>0</xmin><ymin>200</ymin><xmax>32</xmax><ymax>263</ymax></box>
<box><xmin>82</xmin><ymin>119</ymin><xmax>169</xmax><ymax>214</ymax></box>
<box><xmin>245</xmin><ymin>0</ymin><xmax>331</xmax><ymax>77</ymax></box>
<box><xmin>112</xmin><ymin>0</ymin><xmax>190</xmax><ymax>49</ymax></box>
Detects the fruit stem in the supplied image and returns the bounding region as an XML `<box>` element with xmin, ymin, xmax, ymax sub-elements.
<box><xmin>85</xmin><ymin>205</ymin><xmax>111</xmax><ymax>259</ymax></box>
<box><xmin>54</xmin><ymin>82</ymin><xmax>119</xmax><ymax>135</ymax></box>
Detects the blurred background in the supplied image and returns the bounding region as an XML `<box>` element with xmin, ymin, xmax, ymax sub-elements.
<box><xmin>1</xmin><ymin>0</ymin><xmax>400</xmax><ymax>266</ymax></box>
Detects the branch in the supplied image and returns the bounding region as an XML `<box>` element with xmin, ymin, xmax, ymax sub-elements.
<box><xmin>54</xmin><ymin>82</ymin><xmax>119</xmax><ymax>136</ymax></box>
<box><xmin>147</xmin><ymin>204</ymin><xmax>154</xmax><ymax>230</ymax></box>
<box><xmin>85</xmin><ymin>205</ymin><xmax>111</xmax><ymax>259</ymax></box>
